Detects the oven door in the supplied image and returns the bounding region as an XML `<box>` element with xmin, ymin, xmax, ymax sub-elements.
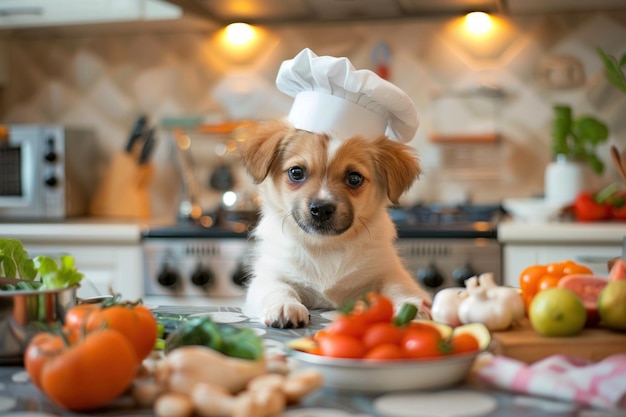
<box><xmin>0</xmin><ymin>128</ymin><xmax>39</xmax><ymax>215</ymax></box>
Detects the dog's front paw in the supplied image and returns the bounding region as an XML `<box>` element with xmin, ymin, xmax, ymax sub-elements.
<box><xmin>264</xmin><ymin>302</ymin><xmax>310</xmax><ymax>328</ymax></box>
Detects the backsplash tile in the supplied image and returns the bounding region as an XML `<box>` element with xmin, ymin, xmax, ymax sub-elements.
<box><xmin>1</xmin><ymin>11</ymin><xmax>625</xmax><ymax>218</ymax></box>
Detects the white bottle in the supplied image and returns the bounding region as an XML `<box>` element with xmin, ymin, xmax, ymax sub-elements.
<box><xmin>544</xmin><ymin>154</ymin><xmax>584</xmax><ymax>208</ymax></box>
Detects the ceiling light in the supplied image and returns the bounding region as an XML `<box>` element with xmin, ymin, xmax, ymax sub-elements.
<box><xmin>464</xmin><ymin>12</ymin><xmax>493</xmax><ymax>35</ymax></box>
<box><xmin>224</xmin><ymin>22</ymin><xmax>255</xmax><ymax>46</ymax></box>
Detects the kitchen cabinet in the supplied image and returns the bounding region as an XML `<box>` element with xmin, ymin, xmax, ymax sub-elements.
<box><xmin>503</xmin><ymin>244</ymin><xmax>620</xmax><ymax>286</ymax></box>
<box><xmin>0</xmin><ymin>220</ymin><xmax>144</xmax><ymax>300</ymax></box>
<box><xmin>0</xmin><ymin>0</ymin><xmax>181</xmax><ymax>28</ymax></box>
<box><xmin>23</xmin><ymin>243</ymin><xmax>143</xmax><ymax>300</ymax></box>
<box><xmin>498</xmin><ymin>221</ymin><xmax>626</xmax><ymax>286</ymax></box>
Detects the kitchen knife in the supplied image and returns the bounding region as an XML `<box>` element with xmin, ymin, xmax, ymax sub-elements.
<box><xmin>138</xmin><ymin>128</ymin><xmax>156</xmax><ymax>164</ymax></box>
<box><xmin>125</xmin><ymin>115</ymin><xmax>148</xmax><ymax>154</ymax></box>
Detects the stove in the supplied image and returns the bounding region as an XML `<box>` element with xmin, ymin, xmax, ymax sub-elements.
<box><xmin>141</xmin><ymin>204</ymin><xmax>503</xmax><ymax>306</ymax></box>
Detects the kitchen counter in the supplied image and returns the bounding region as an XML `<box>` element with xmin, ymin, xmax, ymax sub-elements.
<box><xmin>0</xmin><ymin>218</ymin><xmax>150</xmax><ymax>244</ymax></box>
<box><xmin>0</xmin><ymin>306</ymin><xmax>623</xmax><ymax>417</ymax></box>
<box><xmin>498</xmin><ymin>219</ymin><xmax>626</xmax><ymax>244</ymax></box>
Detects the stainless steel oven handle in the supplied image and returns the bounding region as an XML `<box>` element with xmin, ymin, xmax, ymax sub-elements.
<box><xmin>574</xmin><ymin>255</ymin><xmax>614</xmax><ymax>265</ymax></box>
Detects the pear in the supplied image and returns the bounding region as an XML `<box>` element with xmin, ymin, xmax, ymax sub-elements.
<box><xmin>598</xmin><ymin>280</ymin><xmax>626</xmax><ymax>331</ymax></box>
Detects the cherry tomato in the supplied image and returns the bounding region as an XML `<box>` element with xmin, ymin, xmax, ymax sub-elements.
<box><xmin>562</xmin><ymin>261</ymin><xmax>593</xmax><ymax>276</ymax></box>
<box><xmin>358</xmin><ymin>292</ymin><xmax>395</xmax><ymax>324</ymax></box>
<box><xmin>450</xmin><ymin>333</ymin><xmax>479</xmax><ymax>354</ymax></box>
<box><xmin>317</xmin><ymin>334</ymin><xmax>366</xmax><ymax>358</ymax></box>
<box><xmin>519</xmin><ymin>264</ymin><xmax>547</xmax><ymax>303</ymax></box>
<box><xmin>24</xmin><ymin>329</ymin><xmax>137</xmax><ymax>411</ymax></box>
<box><xmin>537</xmin><ymin>274</ymin><xmax>562</xmax><ymax>292</ymax></box>
<box><xmin>519</xmin><ymin>261</ymin><xmax>593</xmax><ymax>311</ymax></box>
<box><xmin>364</xmin><ymin>343</ymin><xmax>405</xmax><ymax>360</ymax></box>
<box><xmin>401</xmin><ymin>327</ymin><xmax>444</xmax><ymax>359</ymax></box>
<box><xmin>325</xmin><ymin>314</ymin><xmax>368</xmax><ymax>339</ymax></box>
<box><xmin>362</xmin><ymin>322</ymin><xmax>404</xmax><ymax>351</ymax></box>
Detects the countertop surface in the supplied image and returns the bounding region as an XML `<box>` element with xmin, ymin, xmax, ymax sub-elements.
<box><xmin>1</xmin><ymin>217</ymin><xmax>626</xmax><ymax>245</ymax></box>
<box><xmin>498</xmin><ymin>219</ymin><xmax>626</xmax><ymax>244</ymax></box>
<box><xmin>1</xmin><ymin>306</ymin><xmax>622</xmax><ymax>417</ymax></box>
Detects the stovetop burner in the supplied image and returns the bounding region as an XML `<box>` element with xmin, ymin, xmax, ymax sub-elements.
<box><xmin>390</xmin><ymin>204</ymin><xmax>503</xmax><ymax>238</ymax></box>
<box><xmin>143</xmin><ymin>204</ymin><xmax>503</xmax><ymax>240</ymax></box>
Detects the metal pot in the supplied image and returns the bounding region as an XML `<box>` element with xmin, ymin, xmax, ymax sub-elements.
<box><xmin>0</xmin><ymin>285</ymin><xmax>78</xmax><ymax>364</ymax></box>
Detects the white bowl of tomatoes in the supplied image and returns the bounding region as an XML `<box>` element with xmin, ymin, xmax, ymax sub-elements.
<box><xmin>289</xmin><ymin>348</ymin><xmax>482</xmax><ymax>392</ymax></box>
<box><xmin>287</xmin><ymin>293</ymin><xmax>491</xmax><ymax>392</ymax></box>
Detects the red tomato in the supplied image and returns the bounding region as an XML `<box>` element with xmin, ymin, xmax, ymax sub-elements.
<box><xmin>359</xmin><ymin>292</ymin><xmax>395</xmax><ymax>324</ymax></box>
<box><xmin>362</xmin><ymin>322</ymin><xmax>404</xmax><ymax>351</ymax></box>
<box><xmin>364</xmin><ymin>343</ymin><xmax>405</xmax><ymax>360</ymax></box>
<box><xmin>24</xmin><ymin>333</ymin><xmax>65</xmax><ymax>389</ymax></box>
<box><xmin>573</xmin><ymin>193</ymin><xmax>611</xmax><ymax>222</ymax></box>
<box><xmin>24</xmin><ymin>329</ymin><xmax>137</xmax><ymax>411</ymax></box>
<box><xmin>450</xmin><ymin>333</ymin><xmax>479</xmax><ymax>354</ymax></box>
<box><xmin>557</xmin><ymin>275</ymin><xmax>608</xmax><ymax>327</ymax></box>
<box><xmin>65</xmin><ymin>303</ymin><xmax>157</xmax><ymax>364</ymax></box>
<box><xmin>325</xmin><ymin>314</ymin><xmax>368</xmax><ymax>339</ymax></box>
<box><xmin>401</xmin><ymin>327</ymin><xmax>444</xmax><ymax>359</ymax></box>
<box><xmin>317</xmin><ymin>334</ymin><xmax>366</xmax><ymax>358</ymax></box>
<box><xmin>64</xmin><ymin>304</ymin><xmax>102</xmax><ymax>330</ymax></box>
<box><xmin>611</xmin><ymin>204</ymin><xmax>626</xmax><ymax>220</ymax></box>
<box><xmin>97</xmin><ymin>305</ymin><xmax>157</xmax><ymax>363</ymax></box>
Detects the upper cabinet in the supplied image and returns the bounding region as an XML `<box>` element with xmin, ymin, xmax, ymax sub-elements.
<box><xmin>163</xmin><ymin>0</ymin><xmax>626</xmax><ymax>25</ymax></box>
<box><xmin>0</xmin><ymin>0</ymin><xmax>182</xmax><ymax>28</ymax></box>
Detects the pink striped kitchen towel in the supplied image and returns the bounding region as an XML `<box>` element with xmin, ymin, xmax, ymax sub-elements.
<box><xmin>474</xmin><ymin>354</ymin><xmax>626</xmax><ymax>410</ymax></box>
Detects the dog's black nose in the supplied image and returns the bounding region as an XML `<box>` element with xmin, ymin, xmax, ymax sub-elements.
<box><xmin>309</xmin><ymin>200</ymin><xmax>336</xmax><ymax>221</ymax></box>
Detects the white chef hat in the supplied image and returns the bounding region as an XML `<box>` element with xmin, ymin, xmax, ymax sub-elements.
<box><xmin>276</xmin><ymin>48</ymin><xmax>418</xmax><ymax>143</ymax></box>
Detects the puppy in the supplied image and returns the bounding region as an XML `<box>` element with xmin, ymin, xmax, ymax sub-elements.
<box><xmin>239</xmin><ymin>120</ymin><xmax>431</xmax><ymax>328</ymax></box>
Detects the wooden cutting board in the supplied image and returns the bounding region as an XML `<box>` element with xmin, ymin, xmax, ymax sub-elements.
<box><xmin>490</xmin><ymin>319</ymin><xmax>626</xmax><ymax>364</ymax></box>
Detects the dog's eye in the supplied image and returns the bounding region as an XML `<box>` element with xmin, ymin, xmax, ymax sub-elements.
<box><xmin>346</xmin><ymin>171</ymin><xmax>364</xmax><ymax>188</ymax></box>
<box><xmin>288</xmin><ymin>166</ymin><xmax>306</xmax><ymax>182</ymax></box>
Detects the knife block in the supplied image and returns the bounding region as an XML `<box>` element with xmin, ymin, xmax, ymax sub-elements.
<box><xmin>89</xmin><ymin>152</ymin><xmax>153</xmax><ymax>219</ymax></box>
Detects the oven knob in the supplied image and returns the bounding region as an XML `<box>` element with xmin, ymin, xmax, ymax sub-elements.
<box><xmin>453</xmin><ymin>265</ymin><xmax>476</xmax><ymax>287</ymax></box>
<box><xmin>191</xmin><ymin>265</ymin><xmax>215</xmax><ymax>289</ymax></box>
<box><xmin>157</xmin><ymin>266</ymin><xmax>179</xmax><ymax>288</ymax></box>
<box><xmin>44</xmin><ymin>137</ymin><xmax>57</xmax><ymax>162</ymax></box>
<box><xmin>232</xmin><ymin>263</ymin><xmax>249</xmax><ymax>286</ymax></box>
<box><xmin>417</xmin><ymin>265</ymin><xmax>443</xmax><ymax>289</ymax></box>
<box><xmin>44</xmin><ymin>175</ymin><xmax>58</xmax><ymax>187</ymax></box>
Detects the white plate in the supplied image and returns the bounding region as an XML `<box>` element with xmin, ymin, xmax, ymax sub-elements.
<box><xmin>289</xmin><ymin>350</ymin><xmax>480</xmax><ymax>392</ymax></box>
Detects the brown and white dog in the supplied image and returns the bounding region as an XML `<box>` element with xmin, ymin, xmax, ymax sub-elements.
<box><xmin>239</xmin><ymin>120</ymin><xmax>431</xmax><ymax>328</ymax></box>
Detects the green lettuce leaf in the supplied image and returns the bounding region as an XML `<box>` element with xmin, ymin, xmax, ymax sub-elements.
<box><xmin>0</xmin><ymin>238</ymin><xmax>37</xmax><ymax>280</ymax></box>
<box><xmin>34</xmin><ymin>255</ymin><xmax>84</xmax><ymax>290</ymax></box>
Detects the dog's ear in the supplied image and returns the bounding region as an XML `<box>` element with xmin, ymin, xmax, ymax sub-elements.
<box><xmin>373</xmin><ymin>138</ymin><xmax>421</xmax><ymax>205</ymax></box>
<box><xmin>239</xmin><ymin>120</ymin><xmax>292</xmax><ymax>183</ymax></box>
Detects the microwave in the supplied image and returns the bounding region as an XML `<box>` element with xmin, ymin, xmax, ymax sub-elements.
<box><xmin>0</xmin><ymin>125</ymin><xmax>97</xmax><ymax>219</ymax></box>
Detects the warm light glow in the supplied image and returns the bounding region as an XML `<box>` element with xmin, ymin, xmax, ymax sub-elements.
<box><xmin>222</xmin><ymin>191</ymin><xmax>237</xmax><ymax>207</ymax></box>
<box><xmin>224</xmin><ymin>22</ymin><xmax>255</xmax><ymax>46</ymax></box>
<box><xmin>464</xmin><ymin>12</ymin><xmax>493</xmax><ymax>36</ymax></box>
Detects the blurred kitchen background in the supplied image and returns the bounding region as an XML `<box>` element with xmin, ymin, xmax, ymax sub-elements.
<box><xmin>0</xmin><ymin>0</ymin><xmax>625</xmax><ymax>219</ymax></box>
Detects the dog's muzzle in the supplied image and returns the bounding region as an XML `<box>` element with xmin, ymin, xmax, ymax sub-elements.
<box><xmin>293</xmin><ymin>198</ymin><xmax>352</xmax><ymax>236</ymax></box>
